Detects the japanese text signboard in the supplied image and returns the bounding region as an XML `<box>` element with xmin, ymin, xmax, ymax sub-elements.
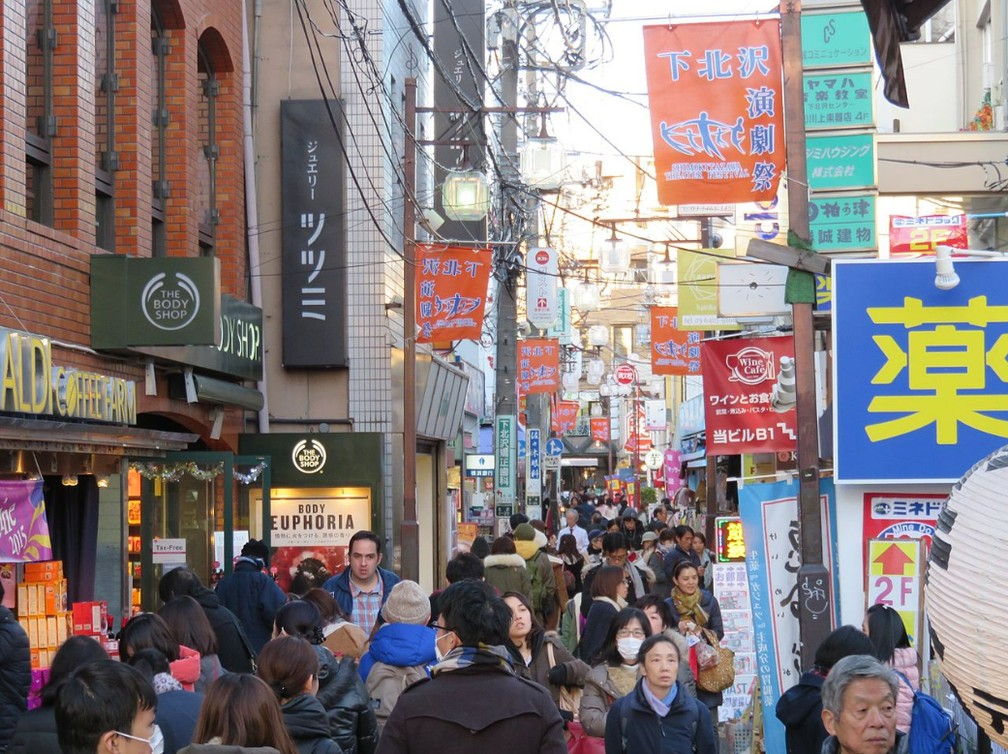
<box><xmin>495</xmin><ymin>415</ymin><xmax>516</xmax><ymax>512</ymax></box>
<box><xmin>862</xmin><ymin>492</ymin><xmax>943</xmax><ymax>570</ymax></box>
<box><xmin>804</xmin><ymin>71</ymin><xmax>873</xmax><ymax>130</ymax></box>
<box><xmin>517</xmin><ymin>338</ymin><xmax>560</xmax><ymax>395</ymax></box>
<box><xmin>527</xmin><ymin>428</ymin><xmax>542</xmax><ymax>500</ymax></box>
<box><xmin>866</xmin><ymin>538</ymin><xmax>924</xmax><ymax>654</ymax></box>
<box><xmin>642</xmin><ymin>20</ymin><xmax>785</xmax><ymax>206</ymax></box>
<box><xmin>800</xmin><ymin>11</ymin><xmax>873</xmax><ymax>68</ymax></box>
<box><xmin>590</xmin><ymin>417</ymin><xmax>609</xmax><ymax>443</ymax></box>
<box><xmin>551</xmin><ymin>400</ymin><xmax>579</xmax><ymax>434</ymax></box>
<box><xmin>809</xmin><ymin>194</ymin><xmax>876</xmax><ymax>252</ymax></box>
<box><xmin>701</xmin><ymin>336</ymin><xmax>797</xmax><ymax>455</ymax></box>
<box><xmin>806</xmin><ymin>132</ymin><xmax>876</xmax><ymax>191</ymax></box>
<box><xmin>526</xmin><ymin>247</ymin><xmax>559</xmax><ymax>329</ymax></box>
<box><xmin>833</xmin><ymin>259</ymin><xmax>1008</xmax><ymax>482</ymax></box>
<box><xmin>415</xmin><ymin>245</ymin><xmax>492</xmax><ymax>343</ymax></box>
<box><xmin>888</xmin><ymin>214</ymin><xmax>968</xmax><ymax>256</ymax></box>
<box><xmin>651</xmin><ymin>306</ymin><xmax>702</xmax><ymax>375</ymax></box>
<box><xmin>280</xmin><ymin>100</ymin><xmax>348</xmax><ymax>367</ymax></box>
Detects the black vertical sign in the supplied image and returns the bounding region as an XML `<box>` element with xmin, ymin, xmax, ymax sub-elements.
<box><xmin>280</xmin><ymin>100</ymin><xmax>349</xmax><ymax>368</ymax></box>
<box><xmin>432</xmin><ymin>0</ymin><xmax>487</xmax><ymax>244</ymax></box>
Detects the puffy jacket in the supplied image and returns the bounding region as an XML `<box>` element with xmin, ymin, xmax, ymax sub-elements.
<box><xmin>774</xmin><ymin>669</ymin><xmax>827</xmax><ymax>754</ymax></box>
<box><xmin>0</xmin><ymin>605</ymin><xmax>30</xmax><ymax>752</ymax></box>
<box><xmin>8</xmin><ymin>705</ymin><xmax>58</xmax><ymax>754</ymax></box>
<box><xmin>513</xmin><ymin>542</ymin><xmax>556</xmax><ymax>625</ymax></box>
<box><xmin>156</xmin><ymin>689</ymin><xmax>204</xmax><ymax>754</ymax></box>
<box><xmin>215</xmin><ymin>559</ymin><xmax>288</xmax><ymax>652</ymax></box>
<box><xmin>281</xmin><ymin>694</ymin><xmax>343</xmax><ymax>754</ymax></box>
<box><xmin>358</xmin><ymin>623</ymin><xmax>435</xmax><ymax>683</ymax></box>
<box><xmin>662</xmin><ymin>545</ymin><xmax>700</xmax><ymax>584</ymax></box>
<box><xmin>190</xmin><ymin>590</ymin><xmax>256</xmax><ymax>674</ymax></box>
<box><xmin>605</xmin><ymin>679</ymin><xmax>716</xmax><ymax>754</ymax></box>
<box><xmin>314</xmin><ymin>647</ymin><xmax>378</xmax><ymax>754</ymax></box>
<box><xmin>579</xmin><ymin>663</ymin><xmax>637</xmax><ymax>737</ymax></box>
<box><xmin>890</xmin><ymin>647</ymin><xmax>920</xmax><ymax>734</ymax></box>
<box><xmin>171</xmin><ymin>645</ymin><xmax>201</xmax><ymax>691</ymax></box>
<box><xmin>321</xmin><ymin>569</ymin><xmax>400</xmax><ymax>632</ymax></box>
<box><xmin>482</xmin><ymin>554</ymin><xmax>532</xmax><ymax>601</ymax></box>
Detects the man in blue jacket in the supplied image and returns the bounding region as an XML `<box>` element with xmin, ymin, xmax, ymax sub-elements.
<box><xmin>323</xmin><ymin>531</ymin><xmax>400</xmax><ymax>636</ymax></box>
<box><xmin>214</xmin><ymin>539</ymin><xmax>287</xmax><ymax>652</ymax></box>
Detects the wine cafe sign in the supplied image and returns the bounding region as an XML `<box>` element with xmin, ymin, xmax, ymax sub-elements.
<box><xmin>0</xmin><ymin>326</ymin><xmax>136</xmax><ymax>425</ymax></box>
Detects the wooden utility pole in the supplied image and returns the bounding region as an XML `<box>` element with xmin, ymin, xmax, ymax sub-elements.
<box><xmin>781</xmin><ymin>0</ymin><xmax>833</xmax><ymax>668</ymax></box>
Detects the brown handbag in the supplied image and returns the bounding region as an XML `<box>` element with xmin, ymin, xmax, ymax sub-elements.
<box><xmin>696</xmin><ymin>627</ymin><xmax>735</xmax><ymax>693</ymax></box>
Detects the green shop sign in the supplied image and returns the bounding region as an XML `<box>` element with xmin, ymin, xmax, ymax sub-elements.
<box><xmin>809</xmin><ymin>194</ymin><xmax>877</xmax><ymax>252</ymax></box>
<box><xmin>801</xmin><ymin>11</ymin><xmax>872</xmax><ymax>68</ymax></box>
<box><xmin>807</xmin><ymin>132</ymin><xmax>876</xmax><ymax>191</ymax></box>
<box><xmin>804</xmin><ymin>71</ymin><xmax>874</xmax><ymax>130</ymax></box>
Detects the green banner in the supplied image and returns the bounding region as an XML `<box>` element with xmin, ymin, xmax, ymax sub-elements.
<box><xmin>806</xmin><ymin>132</ymin><xmax>876</xmax><ymax>191</ymax></box>
<box><xmin>809</xmin><ymin>194</ymin><xmax>877</xmax><ymax>252</ymax></box>
<box><xmin>804</xmin><ymin>71</ymin><xmax>874</xmax><ymax>130</ymax></box>
<box><xmin>801</xmin><ymin>11</ymin><xmax>872</xmax><ymax>68</ymax></box>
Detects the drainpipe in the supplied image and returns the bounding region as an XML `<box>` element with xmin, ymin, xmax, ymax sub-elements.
<box><xmin>243</xmin><ymin>0</ymin><xmax>269</xmax><ymax>433</ymax></box>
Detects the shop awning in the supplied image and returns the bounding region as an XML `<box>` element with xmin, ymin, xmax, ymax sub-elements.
<box><xmin>0</xmin><ymin>416</ymin><xmax>197</xmax><ymax>456</ymax></box>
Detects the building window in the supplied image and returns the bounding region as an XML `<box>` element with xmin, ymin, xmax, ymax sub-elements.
<box><xmin>196</xmin><ymin>38</ymin><xmax>219</xmax><ymax>254</ymax></box>
<box><xmin>150</xmin><ymin>4</ymin><xmax>169</xmax><ymax>256</ymax></box>
<box><xmin>25</xmin><ymin>0</ymin><xmax>54</xmax><ymax>226</ymax></box>
<box><xmin>95</xmin><ymin>0</ymin><xmax>116</xmax><ymax>250</ymax></box>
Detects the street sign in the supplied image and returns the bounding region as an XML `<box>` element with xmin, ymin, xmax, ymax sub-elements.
<box><xmin>614</xmin><ymin>364</ymin><xmax>637</xmax><ymax>386</ymax></box>
<box><xmin>527</xmin><ymin>429</ymin><xmax>542</xmax><ymax>499</ymax></box>
<box><xmin>644</xmin><ymin>448</ymin><xmax>663</xmax><ymax>470</ymax></box>
<box><xmin>465</xmin><ymin>454</ymin><xmax>495</xmax><ymax>478</ymax></box>
<box><xmin>544</xmin><ymin>455</ymin><xmax>560</xmax><ymax>470</ymax></box>
<box><xmin>866</xmin><ymin>538</ymin><xmax>924</xmax><ymax>650</ymax></box>
<box><xmin>545</xmin><ymin>438</ymin><xmax>564</xmax><ymax>457</ymax></box>
<box><xmin>526</xmin><ymin>247</ymin><xmax>558</xmax><ymax>329</ymax></box>
<box><xmin>809</xmin><ymin>194</ymin><xmax>876</xmax><ymax>252</ymax></box>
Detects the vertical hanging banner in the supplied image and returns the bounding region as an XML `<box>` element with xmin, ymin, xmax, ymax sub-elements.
<box><xmin>0</xmin><ymin>480</ymin><xmax>52</xmax><ymax>561</ymax></box>
<box><xmin>517</xmin><ymin>338</ymin><xmax>560</xmax><ymax>394</ymax></box>
<box><xmin>526</xmin><ymin>247</ymin><xmax>559</xmax><ymax>330</ymax></box>
<box><xmin>651</xmin><ymin>306</ymin><xmax>702</xmax><ymax>375</ymax></box>
<box><xmin>551</xmin><ymin>400</ymin><xmax>580</xmax><ymax>434</ymax></box>
<box><xmin>527</xmin><ymin>428</ymin><xmax>542</xmax><ymax>500</ymax></box>
<box><xmin>415</xmin><ymin>245</ymin><xmax>492</xmax><ymax>343</ymax></box>
<box><xmin>280</xmin><ymin>100</ymin><xmax>348</xmax><ymax>367</ymax></box>
<box><xmin>701</xmin><ymin>336</ymin><xmax>797</xmax><ymax>454</ymax></box>
<box><xmin>590</xmin><ymin>417</ymin><xmax>610</xmax><ymax>442</ymax></box>
<box><xmin>495</xmin><ymin>415</ymin><xmax>517</xmax><ymax>513</ymax></box>
<box><xmin>642</xmin><ymin>20</ymin><xmax>786</xmax><ymax>206</ymax></box>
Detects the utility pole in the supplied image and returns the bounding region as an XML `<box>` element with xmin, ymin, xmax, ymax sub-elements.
<box><xmin>401</xmin><ymin>78</ymin><xmax>419</xmax><ymax>581</ymax></box>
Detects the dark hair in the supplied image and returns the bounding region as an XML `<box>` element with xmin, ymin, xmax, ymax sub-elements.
<box><xmin>290</xmin><ymin>558</ymin><xmax>331</xmax><ymax>596</ymax></box>
<box><xmin>158</xmin><ymin>566</ymin><xmax>211</xmax><ymax>604</ymax></box>
<box><xmin>658</xmin><ymin>529</ymin><xmax>676</xmax><ymax>544</ymax></box>
<box><xmin>274</xmin><ymin>600</ymin><xmax>324</xmax><ymax>644</ymax></box>
<box><xmin>193</xmin><ymin>674</ymin><xmax>299</xmax><ymax>754</ymax></box>
<box><xmin>635</xmin><ymin>595</ymin><xmax>674</xmax><ymax>630</ymax></box>
<box><xmin>672</xmin><ymin>560</ymin><xmax>699</xmax><ymax>581</ymax></box>
<box><xmin>490</xmin><ymin>536</ymin><xmax>516</xmax><ymax>555</ymax></box>
<box><xmin>638</xmin><ymin>633</ymin><xmax>680</xmax><ymax>665</ymax></box>
<box><xmin>692</xmin><ymin>532</ymin><xmax>706</xmax><ymax>546</ymax></box>
<box><xmin>56</xmin><ymin>660</ymin><xmax>156</xmax><ymax>754</ymax></box>
<box><xmin>300</xmin><ymin>588</ymin><xmax>348</xmax><ymax>624</ymax></box>
<box><xmin>348</xmin><ymin>530</ymin><xmax>382</xmax><ymax>556</ymax></box>
<box><xmin>159</xmin><ymin>595</ymin><xmax>218</xmax><ymax>655</ymax></box>
<box><xmin>241</xmin><ymin>539</ymin><xmax>271</xmax><ymax>562</ymax></box>
<box><xmin>509</xmin><ymin>513</ymin><xmax>529</xmax><ymax>531</ymax></box>
<box><xmin>41</xmin><ymin>636</ymin><xmax>108</xmax><ymax>706</ymax></box>
<box><xmin>673</xmin><ymin>525</ymin><xmax>694</xmax><ymax>540</ymax></box>
<box><xmin>470</xmin><ymin>536</ymin><xmax>491</xmax><ymax>560</ymax></box>
<box><xmin>865</xmin><ymin>604</ymin><xmax>912</xmax><ymax>665</ymax></box>
<box><xmin>439</xmin><ymin>579</ymin><xmax>511</xmax><ymax>647</ymax></box>
<box><xmin>600</xmin><ymin>608</ymin><xmax>652</xmax><ymax>666</ymax></box>
<box><xmin>591</xmin><ymin>565</ymin><xmax>625</xmax><ymax>601</ymax></box>
<box><xmin>501</xmin><ymin>591</ymin><xmax>544</xmax><ymax>651</ymax></box>
<box><xmin>119</xmin><ymin>612</ymin><xmax>180</xmax><ymax>662</ymax></box>
<box><xmin>126</xmin><ymin>647</ymin><xmax>172</xmax><ymax>679</ymax></box>
<box><xmin>257</xmin><ymin>635</ymin><xmax>319</xmax><ymax>701</ymax></box>
<box><xmin>446</xmin><ymin>552</ymin><xmax>485</xmax><ymax>583</ymax></box>
<box><xmin>557</xmin><ymin>534</ymin><xmax>580</xmax><ymax>559</ymax></box>
<box><xmin>813</xmin><ymin>625</ymin><xmax>877</xmax><ymax>674</ymax></box>
<box><xmin>601</xmin><ymin>532</ymin><xmax>628</xmax><ymax>554</ymax></box>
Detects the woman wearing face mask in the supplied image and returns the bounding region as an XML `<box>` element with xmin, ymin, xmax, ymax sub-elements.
<box><xmin>604</xmin><ymin>634</ymin><xmax>717</xmax><ymax>754</ymax></box>
<box><xmin>666</xmin><ymin>561</ymin><xmax>725</xmax><ymax>726</ymax></box>
<box><xmin>578</xmin><ymin>608</ymin><xmax>652</xmax><ymax>738</ymax></box>
<box><xmin>502</xmin><ymin>592</ymin><xmax>591</xmax><ymax>717</ymax></box>
<box><xmin>577</xmin><ymin>566</ymin><xmax>628</xmax><ymax>665</ymax></box>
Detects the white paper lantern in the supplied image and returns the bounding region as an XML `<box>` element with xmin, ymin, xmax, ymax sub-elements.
<box><xmin>562</xmin><ymin>371</ymin><xmax>581</xmax><ymax>391</ymax></box>
<box><xmin>587</xmin><ymin>325</ymin><xmax>609</xmax><ymax>348</ymax></box>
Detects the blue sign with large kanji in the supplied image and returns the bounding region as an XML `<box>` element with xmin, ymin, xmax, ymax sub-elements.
<box><xmin>834</xmin><ymin>258</ymin><xmax>1008</xmax><ymax>483</ymax></box>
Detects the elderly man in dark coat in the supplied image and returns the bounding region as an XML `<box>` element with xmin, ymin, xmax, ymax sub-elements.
<box><xmin>375</xmin><ymin>580</ymin><xmax>566</xmax><ymax>754</ymax></box>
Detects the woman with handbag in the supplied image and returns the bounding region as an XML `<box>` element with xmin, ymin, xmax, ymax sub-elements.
<box><xmin>665</xmin><ymin>561</ymin><xmax>726</xmax><ymax>729</ymax></box>
<box><xmin>503</xmin><ymin>592</ymin><xmax>591</xmax><ymax>717</ymax></box>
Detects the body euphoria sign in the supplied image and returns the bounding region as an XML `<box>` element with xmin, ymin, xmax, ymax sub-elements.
<box><xmin>270</xmin><ymin>497</ymin><xmax>370</xmax><ymax>547</ymax></box>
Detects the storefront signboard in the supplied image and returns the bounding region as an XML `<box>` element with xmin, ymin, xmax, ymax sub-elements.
<box><xmin>270</xmin><ymin>496</ymin><xmax>370</xmax><ymax>548</ymax></box>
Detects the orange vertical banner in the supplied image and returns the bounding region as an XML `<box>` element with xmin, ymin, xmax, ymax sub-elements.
<box><xmin>651</xmin><ymin>306</ymin><xmax>702</xmax><ymax>376</ymax></box>
<box><xmin>415</xmin><ymin>245</ymin><xmax>492</xmax><ymax>343</ymax></box>
<box><xmin>590</xmin><ymin>417</ymin><xmax>610</xmax><ymax>443</ymax></box>
<box><xmin>643</xmin><ymin>20</ymin><xmax>785</xmax><ymax>206</ymax></box>
<box><xmin>551</xmin><ymin>401</ymin><xmax>580</xmax><ymax>434</ymax></box>
<box><xmin>517</xmin><ymin>338</ymin><xmax>560</xmax><ymax>395</ymax></box>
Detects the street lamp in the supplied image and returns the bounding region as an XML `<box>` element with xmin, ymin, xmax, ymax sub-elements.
<box><xmin>442</xmin><ymin>168</ymin><xmax>490</xmax><ymax>221</ymax></box>
<box><xmin>598</xmin><ymin>225</ymin><xmax>630</xmax><ymax>275</ymax></box>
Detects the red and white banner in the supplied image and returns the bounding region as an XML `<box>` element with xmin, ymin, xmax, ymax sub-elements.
<box><xmin>861</xmin><ymin>492</ymin><xmax>944</xmax><ymax>572</ymax></box>
<box><xmin>517</xmin><ymin>338</ymin><xmax>560</xmax><ymax>395</ymax></box>
<box><xmin>551</xmin><ymin>399</ymin><xmax>580</xmax><ymax>434</ymax></box>
<box><xmin>664</xmin><ymin>449</ymin><xmax>683</xmax><ymax>494</ymax></box>
<box><xmin>701</xmin><ymin>336</ymin><xmax>797</xmax><ymax>455</ymax></box>
<box><xmin>888</xmin><ymin>214</ymin><xmax>968</xmax><ymax>256</ymax></box>
<box><xmin>624</xmin><ymin>403</ymin><xmax>652</xmax><ymax>453</ymax></box>
<box><xmin>416</xmin><ymin>245</ymin><xmax>492</xmax><ymax>343</ymax></box>
<box><xmin>590</xmin><ymin>417</ymin><xmax>610</xmax><ymax>443</ymax></box>
<box><xmin>651</xmin><ymin>307</ymin><xmax>701</xmax><ymax>375</ymax></box>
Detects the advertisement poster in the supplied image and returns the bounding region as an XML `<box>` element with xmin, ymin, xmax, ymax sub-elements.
<box><xmin>861</xmin><ymin>492</ymin><xmax>944</xmax><ymax>570</ymax></box>
<box><xmin>650</xmin><ymin>306</ymin><xmax>701</xmax><ymax>375</ymax></box>
<box><xmin>590</xmin><ymin>417</ymin><xmax>610</xmax><ymax>443</ymax></box>
<box><xmin>701</xmin><ymin>336</ymin><xmax>797</xmax><ymax>454</ymax></box>
<box><xmin>888</xmin><ymin>214</ymin><xmax>968</xmax><ymax>256</ymax></box>
<box><xmin>714</xmin><ymin>561</ymin><xmax>758</xmax><ymax>722</ymax></box>
<box><xmin>551</xmin><ymin>400</ymin><xmax>579</xmax><ymax>434</ymax></box>
<box><xmin>415</xmin><ymin>245</ymin><xmax>492</xmax><ymax>343</ymax></box>
<box><xmin>866</xmin><ymin>538</ymin><xmax>924</xmax><ymax>649</ymax></box>
<box><xmin>517</xmin><ymin>338</ymin><xmax>560</xmax><ymax>395</ymax></box>
<box><xmin>739</xmin><ymin>478</ymin><xmax>840</xmax><ymax>754</ymax></box>
<box><xmin>0</xmin><ymin>479</ymin><xmax>52</xmax><ymax>562</ymax></box>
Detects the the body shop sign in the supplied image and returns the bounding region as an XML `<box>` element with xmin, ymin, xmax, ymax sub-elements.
<box><xmin>292</xmin><ymin>439</ymin><xmax>327</xmax><ymax>474</ymax></box>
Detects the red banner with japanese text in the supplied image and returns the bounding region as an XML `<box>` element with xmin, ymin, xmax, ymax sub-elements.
<box><xmin>651</xmin><ymin>306</ymin><xmax>701</xmax><ymax>375</ymax></box>
<box><xmin>701</xmin><ymin>336</ymin><xmax>796</xmax><ymax>454</ymax></box>
<box><xmin>643</xmin><ymin>20</ymin><xmax>785</xmax><ymax>206</ymax></box>
<box><xmin>415</xmin><ymin>245</ymin><xmax>492</xmax><ymax>343</ymax></box>
<box><xmin>517</xmin><ymin>338</ymin><xmax>560</xmax><ymax>395</ymax></box>
<box><xmin>888</xmin><ymin>214</ymin><xmax>968</xmax><ymax>256</ymax></box>
<box><xmin>551</xmin><ymin>399</ymin><xmax>580</xmax><ymax>434</ymax></box>
<box><xmin>590</xmin><ymin>417</ymin><xmax>609</xmax><ymax>443</ymax></box>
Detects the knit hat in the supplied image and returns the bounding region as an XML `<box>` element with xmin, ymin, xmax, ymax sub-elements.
<box><xmin>241</xmin><ymin>538</ymin><xmax>270</xmax><ymax>561</ymax></box>
<box><xmin>589</xmin><ymin>529</ymin><xmax>605</xmax><ymax>542</ymax></box>
<box><xmin>509</xmin><ymin>513</ymin><xmax>530</xmax><ymax>531</ymax></box>
<box><xmin>380</xmin><ymin>580</ymin><xmax>430</xmax><ymax>625</ymax></box>
<box><xmin>513</xmin><ymin>523</ymin><xmax>536</xmax><ymax>541</ymax></box>
<box><xmin>641</xmin><ymin>531</ymin><xmax>659</xmax><ymax>544</ymax></box>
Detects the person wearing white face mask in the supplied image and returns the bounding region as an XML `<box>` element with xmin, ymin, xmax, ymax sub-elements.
<box><xmin>578</xmin><ymin>608</ymin><xmax>653</xmax><ymax>738</ymax></box>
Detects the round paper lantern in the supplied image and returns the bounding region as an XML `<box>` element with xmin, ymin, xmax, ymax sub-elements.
<box><xmin>926</xmin><ymin>444</ymin><xmax>1008</xmax><ymax>746</ymax></box>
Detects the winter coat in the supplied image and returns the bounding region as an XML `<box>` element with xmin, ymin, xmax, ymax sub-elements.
<box><xmin>579</xmin><ymin>561</ymin><xmax>649</xmax><ymax>618</ymax></box>
<box><xmin>577</xmin><ymin>597</ymin><xmax>619</xmax><ymax>665</ymax></box>
<box><xmin>314</xmin><ymin>647</ymin><xmax>378</xmax><ymax>754</ymax></box>
<box><xmin>605</xmin><ymin>679</ymin><xmax>716</xmax><ymax>754</ymax></box>
<box><xmin>697</xmin><ymin>548</ymin><xmax>715</xmax><ymax>591</ymax></box>
<box><xmin>156</xmin><ymin>689</ymin><xmax>205</xmax><ymax>754</ymax></box>
<box><xmin>198</xmin><ymin>654</ymin><xmax>224</xmax><ymax>693</ymax></box>
<box><xmin>375</xmin><ymin>659</ymin><xmax>566</xmax><ymax>754</ymax></box>
<box><xmin>0</xmin><ymin>605</ymin><xmax>30</xmax><ymax>752</ymax></box>
<box><xmin>177</xmin><ymin>744</ymin><xmax>282</xmax><ymax>754</ymax></box>
<box><xmin>666</xmin><ymin>589</ymin><xmax>724</xmax><ymax>710</ymax></box>
<box><xmin>190</xmin><ymin>590</ymin><xmax>256</xmax><ymax>674</ymax></box>
<box><xmin>775</xmin><ymin>669</ymin><xmax>828</xmax><ymax>754</ymax></box>
<box><xmin>580</xmin><ymin>663</ymin><xmax>637</xmax><ymax>737</ymax></box>
<box><xmin>482</xmin><ymin>553</ymin><xmax>533</xmax><ymax>602</ymax></box>
<box><xmin>358</xmin><ymin>622</ymin><xmax>436</xmax><ymax>683</ymax></box>
<box><xmin>171</xmin><ymin>645</ymin><xmax>202</xmax><ymax>691</ymax></box>
<box><xmin>214</xmin><ymin>558</ymin><xmax>288</xmax><ymax>652</ymax></box>
<box><xmin>821</xmin><ymin>731</ymin><xmax>907</xmax><ymax>754</ymax></box>
<box><xmin>559</xmin><ymin>593</ymin><xmax>584</xmax><ymax>655</ymax></box>
<box><xmin>321</xmin><ymin>622</ymin><xmax>369</xmax><ymax>661</ymax></box>
<box><xmin>514</xmin><ymin>541</ymin><xmax>557</xmax><ymax>625</ymax></box>
<box><xmin>281</xmin><ymin>694</ymin><xmax>342</xmax><ymax>754</ymax></box>
<box><xmin>321</xmin><ymin>568</ymin><xmax>400</xmax><ymax>633</ymax></box>
<box><xmin>890</xmin><ymin>647</ymin><xmax>920</xmax><ymax>734</ymax></box>
<box><xmin>648</xmin><ymin>549</ymin><xmax>672</xmax><ymax>599</ymax></box>
<box><xmin>662</xmin><ymin>545</ymin><xmax>700</xmax><ymax>584</ymax></box>
<box><xmin>511</xmin><ymin>632</ymin><xmax>591</xmax><ymax>710</ymax></box>
<box><xmin>8</xmin><ymin>705</ymin><xmax>58</xmax><ymax>754</ymax></box>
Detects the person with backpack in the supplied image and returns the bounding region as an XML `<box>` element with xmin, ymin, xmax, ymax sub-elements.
<box><xmin>604</xmin><ymin>633</ymin><xmax>716</xmax><ymax>754</ymax></box>
<box><xmin>513</xmin><ymin>523</ymin><xmax>557</xmax><ymax>626</ymax></box>
<box><xmin>820</xmin><ymin>655</ymin><xmax>906</xmax><ymax>754</ymax></box>
<box><xmin>863</xmin><ymin>604</ymin><xmax>919</xmax><ymax>733</ymax></box>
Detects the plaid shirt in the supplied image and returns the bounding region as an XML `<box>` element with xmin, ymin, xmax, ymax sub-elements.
<box><xmin>349</xmin><ymin>571</ymin><xmax>384</xmax><ymax>635</ymax></box>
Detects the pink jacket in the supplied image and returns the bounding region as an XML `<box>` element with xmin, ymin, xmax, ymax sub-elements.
<box><xmin>890</xmin><ymin>646</ymin><xmax>919</xmax><ymax>733</ymax></box>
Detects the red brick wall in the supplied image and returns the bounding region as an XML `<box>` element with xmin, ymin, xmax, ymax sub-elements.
<box><xmin>0</xmin><ymin>0</ymin><xmax>249</xmax><ymax>448</ymax></box>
